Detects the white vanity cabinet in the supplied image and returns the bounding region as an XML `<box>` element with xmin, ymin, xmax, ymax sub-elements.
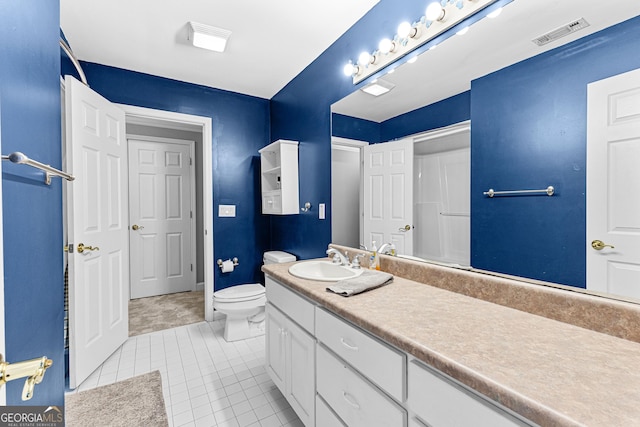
<box><xmin>264</xmin><ymin>275</ymin><xmax>535</xmax><ymax>427</ymax></box>
<box><xmin>259</xmin><ymin>139</ymin><xmax>299</xmax><ymax>215</ymax></box>
<box><xmin>265</xmin><ymin>278</ymin><xmax>315</xmax><ymax>426</ymax></box>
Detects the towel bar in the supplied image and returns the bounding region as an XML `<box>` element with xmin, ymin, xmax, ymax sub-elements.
<box><xmin>484</xmin><ymin>186</ymin><xmax>554</xmax><ymax>198</ymax></box>
<box><xmin>2</xmin><ymin>152</ymin><xmax>75</xmax><ymax>185</ymax></box>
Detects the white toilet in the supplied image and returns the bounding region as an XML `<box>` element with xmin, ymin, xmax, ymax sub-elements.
<box><xmin>213</xmin><ymin>251</ymin><xmax>296</xmax><ymax>342</ymax></box>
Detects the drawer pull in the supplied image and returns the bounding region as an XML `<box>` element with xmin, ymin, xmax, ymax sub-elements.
<box><xmin>340</xmin><ymin>338</ymin><xmax>359</xmax><ymax>351</ymax></box>
<box><xmin>342</xmin><ymin>391</ymin><xmax>361</xmax><ymax>410</ymax></box>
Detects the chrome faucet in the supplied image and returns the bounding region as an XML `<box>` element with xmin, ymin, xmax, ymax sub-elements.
<box><xmin>378</xmin><ymin>243</ymin><xmax>396</xmax><ymax>256</ymax></box>
<box><xmin>326</xmin><ymin>248</ymin><xmax>350</xmax><ymax>265</ymax></box>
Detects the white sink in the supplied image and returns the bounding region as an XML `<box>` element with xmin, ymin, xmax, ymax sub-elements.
<box><xmin>288</xmin><ymin>260</ymin><xmax>364</xmax><ymax>282</ymax></box>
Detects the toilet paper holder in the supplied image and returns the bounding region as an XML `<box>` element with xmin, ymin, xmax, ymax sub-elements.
<box><xmin>217</xmin><ymin>257</ymin><xmax>239</xmax><ymax>269</ymax></box>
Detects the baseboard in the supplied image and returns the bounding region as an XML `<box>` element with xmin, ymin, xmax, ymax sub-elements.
<box><xmin>212</xmin><ymin>310</ymin><xmax>226</xmax><ymax>321</ymax></box>
<box><xmin>196</xmin><ymin>282</ymin><xmax>204</xmax><ymax>292</ymax></box>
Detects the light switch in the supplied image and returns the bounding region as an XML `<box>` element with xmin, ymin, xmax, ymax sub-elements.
<box><xmin>219</xmin><ymin>204</ymin><xmax>236</xmax><ymax>217</ymax></box>
<box><xmin>319</xmin><ymin>203</ymin><xmax>325</xmax><ymax>220</ymax></box>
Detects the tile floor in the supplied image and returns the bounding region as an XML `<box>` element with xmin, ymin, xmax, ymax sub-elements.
<box><xmin>66</xmin><ymin>320</ymin><xmax>303</xmax><ymax>427</ymax></box>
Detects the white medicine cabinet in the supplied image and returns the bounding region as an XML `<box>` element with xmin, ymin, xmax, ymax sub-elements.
<box><xmin>259</xmin><ymin>139</ymin><xmax>299</xmax><ymax>215</ymax></box>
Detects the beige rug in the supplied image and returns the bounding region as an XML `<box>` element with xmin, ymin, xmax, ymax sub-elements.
<box><xmin>65</xmin><ymin>371</ymin><xmax>168</xmax><ymax>427</ymax></box>
<box><xmin>129</xmin><ymin>290</ymin><xmax>204</xmax><ymax>337</ymax></box>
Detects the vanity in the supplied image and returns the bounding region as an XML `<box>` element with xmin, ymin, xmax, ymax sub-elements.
<box><xmin>263</xmin><ymin>247</ymin><xmax>640</xmax><ymax>427</ymax></box>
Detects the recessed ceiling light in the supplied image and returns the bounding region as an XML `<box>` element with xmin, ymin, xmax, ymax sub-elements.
<box><xmin>188</xmin><ymin>21</ymin><xmax>231</xmax><ymax>52</ymax></box>
<box><xmin>361</xmin><ymin>79</ymin><xmax>395</xmax><ymax>97</ymax></box>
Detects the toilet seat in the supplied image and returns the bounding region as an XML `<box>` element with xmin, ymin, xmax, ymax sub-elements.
<box><xmin>214</xmin><ymin>283</ymin><xmax>265</xmax><ymax>302</ymax></box>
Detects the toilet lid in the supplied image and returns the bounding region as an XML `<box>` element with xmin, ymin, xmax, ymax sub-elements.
<box><xmin>214</xmin><ymin>283</ymin><xmax>265</xmax><ymax>301</ymax></box>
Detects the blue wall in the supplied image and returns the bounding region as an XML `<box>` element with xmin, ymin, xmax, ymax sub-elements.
<box><xmin>0</xmin><ymin>1</ymin><xmax>65</xmax><ymax>405</ymax></box>
<box><xmin>77</xmin><ymin>63</ymin><xmax>272</xmax><ymax>291</ymax></box>
<box><xmin>332</xmin><ymin>113</ymin><xmax>380</xmax><ymax>143</ymax></box>
<box><xmin>470</xmin><ymin>15</ymin><xmax>640</xmax><ymax>287</ymax></box>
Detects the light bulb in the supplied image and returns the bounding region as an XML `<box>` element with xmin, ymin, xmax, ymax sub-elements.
<box><xmin>343</xmin><ymin>62</ymin><xmax>356</xmax><ymax>76</ymax></box>
<box><xmin>487</xmin><ymin>8</ymin><xmax>502</xmax><ymax>19</ymax></box>
<box><xmin>397</xmin><ymin>21</ymin><xmax>413</xmax><ymax>39</ymax></box>
<box><xmin>378</xmin><ymin>38</ymin><xmax>395</xmax><ymax>54</ymax></box>
<box><xmin>457</xmin><ymin>27</ymin><xmax>469</xmax><ymax>36</ymax></box>
<box><xmin>425</xmin><ymin>2</ymin><xmax>445</xmax><ymax>21</ymax></box>
<box><xmin>358</xmin><ymin>51</ymin><xmax>372</xmax><ymax>66</ymax></box>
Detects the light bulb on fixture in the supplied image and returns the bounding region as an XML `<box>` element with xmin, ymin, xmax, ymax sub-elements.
<box><xmin>378</xmin><ymin>38</ymin><xmax>395</xmax><ymax>54</ymax></box>
<box><xmin>425</xmin><ymin>2</ymin><xmax>445</xmax><ymax>22</ymax></box>
<box><xmin>358</xmin><ymin>51</ymin><xmax>373</xmax><ymax>66</ymax></box>
<box><xmin>397</xmin><ymin>21</ymin><xmax>417</xmax><ymax>39</ymax></box>
<box><xmin>343</xmin><ymin>62</ymin><xmax>358</xmax><ymax>77</ymax></box>
<box><xmin>487</xmin><ymin>8</ymin><xmax>502</xmax><ymax>19</ymax></box>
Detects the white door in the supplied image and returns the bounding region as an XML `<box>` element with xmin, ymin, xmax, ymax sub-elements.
<box><xmin>363</xmin><ymin>138</ymin><xmax>414</xmax><ymax>255</ymax></box>
<box><xmin>128</xmin><ymin>138</ymin><xmax>196</xmax><ymax>299</ymax></box>
<box><xmin>65</xmin><ymin>75</ymin><xmax>129</xmax><ymax>388</ymax></box>
<box><xmin>587</xmin><ymin>68</ymin><xmax>640</xmax><ymax>299</ymax></box>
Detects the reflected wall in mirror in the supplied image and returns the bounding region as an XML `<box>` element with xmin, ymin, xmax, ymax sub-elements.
<box><xmin>330</xmin><ymin>0</ymin><xmax>640</xmax><ymax>302</ymax></box>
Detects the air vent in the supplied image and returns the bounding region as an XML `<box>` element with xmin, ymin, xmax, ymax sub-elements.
<box><xmin>532</xmin><ymin>18</ymin><xmax>590</xmax><ymax>46</ymax></box>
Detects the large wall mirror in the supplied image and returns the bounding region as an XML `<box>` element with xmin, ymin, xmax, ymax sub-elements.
<box><xmin>331</xmin><ymin>0</ymin><xmax>640</xmax><ymax>302</ymax></box>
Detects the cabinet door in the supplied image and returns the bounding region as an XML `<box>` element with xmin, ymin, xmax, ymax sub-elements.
<box><xmin>286</xmin><ymin>318</ymin><xmax>316</xmax><ymax>427</ymax></box>
<box><xmin>265</xmin><ymin>303</ymin><xmax>287</xmax><ymax>393</ymax></box>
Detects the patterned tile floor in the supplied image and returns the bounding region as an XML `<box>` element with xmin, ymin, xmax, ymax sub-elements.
<box><xmin>66</xmin><ymin>320</ymin><xmax>303</xmax><ymax>427</ymax></box>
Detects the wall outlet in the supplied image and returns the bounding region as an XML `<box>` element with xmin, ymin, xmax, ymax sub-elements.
<box><xmin>219</xmin><ymin>204</ymin><xmax>236</xmax><ymax>217</ymax></box>
<box><xmin>319</xmin><ymin>203</ymin><xmax>325</xmax><ymax>220</ymax></box>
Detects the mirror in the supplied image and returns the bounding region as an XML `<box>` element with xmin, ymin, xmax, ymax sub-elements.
<box><xmin>331</xmin><ymin>0</ymin><xmax>640</xmax><ymax>300</ymax></box>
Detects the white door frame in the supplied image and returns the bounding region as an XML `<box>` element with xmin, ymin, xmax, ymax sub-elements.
<box><xmin>117</xmin><ymin>105</ymin><xmax>215</xmax><ymax>320</ymax></box>
<box><xmin>331</xmin><ymin>137</ymin><xmax>368</xmax><ymax>247</ymax></box>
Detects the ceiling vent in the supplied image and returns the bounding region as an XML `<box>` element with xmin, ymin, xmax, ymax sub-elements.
<box><xmin>532</xmin><ymin>18</ymin><xmax>590</xmax><ymax>46</ymax></box>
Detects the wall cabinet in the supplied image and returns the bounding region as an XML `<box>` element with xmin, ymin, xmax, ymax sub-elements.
<box><xmin>259</xmin><ymin>139</ymin><xmax>299</xmax><ymax>215</ymax></box>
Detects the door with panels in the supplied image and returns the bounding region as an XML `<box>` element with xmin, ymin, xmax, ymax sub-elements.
<box><xmin>363</xmin><ymin>138</ymin><xmax>414</xmax><ymax>254</ymax></box>
<box><xmin>128</xmin><ymin>138</ymin><xmax>196</xmax><ymax>299</ymax></box>
<box><xmin>587</xmin><ymin>68</ymin><xmax>640</xmax><ymax>299</ymax></box>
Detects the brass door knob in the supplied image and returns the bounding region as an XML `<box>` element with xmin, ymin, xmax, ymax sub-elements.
<box><xmin>398</xmin><ymin>225</ymin><xmax>412</xmax><ymax>232</ymax></box>
<box><xmin>77</xmin><ymin>243</ymin><xmax>99</xmax><ymax>254</ymax></box>
<box><xmin>131</xmin><ymin>224</ymin><xmax>144</xmax><ymax>230</ymax></box>
<box><xmin>591</xmin><ymin>240</ymin><xmax>614</xmax><ymax>251</ymax></box>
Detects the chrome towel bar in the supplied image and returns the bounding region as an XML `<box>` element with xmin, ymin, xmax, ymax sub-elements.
<box><xmin>484</xmin><ymin>186</ymin><xmax>554</xmax><ymax>198</ymax></box>
<box><xmin>2</xmin><ymin>152</ymin><xmax>75</xmax><ymax>185</ymax></box>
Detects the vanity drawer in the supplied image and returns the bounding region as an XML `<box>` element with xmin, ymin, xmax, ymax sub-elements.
<box><xmin>316</xmin><ymin>394</ymin><xmax>346</xmax><ymax>427</ymax></box>
<box><xmin>408</xmin><ymin>360</ymin><xmax>530</xmax><ymax>427</ymax></box>
<box><xmin>317</xmin><ymin>344</ymin><xmax>406</xmax><ymax>427</ymax></box>
<box><xmin>316</xmin><ymin>307</ymin><xmax>405</xmax><ymax>401</ymax></box>
<box><xmin>265</xmin><ymin>276</ymin><xmax>314</xmax><ymax>334</ymax></box>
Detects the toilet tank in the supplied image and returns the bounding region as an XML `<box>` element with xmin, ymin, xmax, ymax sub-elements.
<box><xmin>263</xmin><ymin>251</ymin><xmax>296</xmax><ymax>265</ymax></box>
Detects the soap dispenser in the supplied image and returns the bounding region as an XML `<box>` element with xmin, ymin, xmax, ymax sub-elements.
<box><xmin>369</xmin><ymin>241</ymin><xmax>380</xmax><ymax>270</ymax></box>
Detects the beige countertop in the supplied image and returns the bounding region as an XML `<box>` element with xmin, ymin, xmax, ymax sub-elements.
<box><xmin>263</xmin><ymin>260</ymin><xmax>640</xmax><ymax>427</ymax></box>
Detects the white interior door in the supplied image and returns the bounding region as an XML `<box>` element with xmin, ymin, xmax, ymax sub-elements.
<box><xmin>363</xmin><ymin>138</ymin><xmax>413</xmax><ymax>255</ymax></box>
<box><xmin>128</xmin><ymin>138</ymin><xmax>195</xmax><ymax>299</ymax></box>
<box><xmin>587</xmin><ymin>67</ymin><xmax>640</xmax><ymax>299</ymax></box>
<box><xmin>65</xmin><ymin>75</ymin><xmax>129</xmax><ymax>388</ymax></box>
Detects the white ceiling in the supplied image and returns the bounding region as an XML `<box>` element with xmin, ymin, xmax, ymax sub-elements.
<box><xmin>60</xmin><ymin>0</ymin><xmax>379</xmax><ymax>99</ymax></box>
<box><xmin>332</xmin><ymin>0</ymin><xmax>640</xmax><ymax>122</ymax></box>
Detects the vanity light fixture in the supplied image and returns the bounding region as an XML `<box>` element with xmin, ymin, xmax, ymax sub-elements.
<box><xmin>188</xmin><ymin>21</ymin><xmax>232</xmax><ymax>52</ymax></box>
<box><xmin>343</xmin><ymin>0</ymin><xmax>500</xmax><ymax>83</ymax></box>
<box><xmin>360</xmin><ymin>79</ymin><xmax>395</xmax><ymax>96</ymax></box>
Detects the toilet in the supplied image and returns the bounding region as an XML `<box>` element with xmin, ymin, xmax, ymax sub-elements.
<box><xmin>213</xmin><ymin>251</ymin><xmax>296</xmax><ymax>342</ymax></box>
